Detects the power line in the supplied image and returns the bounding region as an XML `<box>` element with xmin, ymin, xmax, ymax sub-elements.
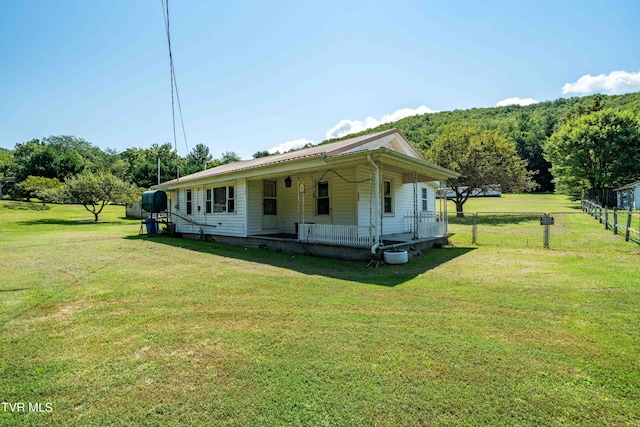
<box><xmin>160</xmin><ymin>0</ymin><xmax>189</xmax><ymax>155</ymax></box>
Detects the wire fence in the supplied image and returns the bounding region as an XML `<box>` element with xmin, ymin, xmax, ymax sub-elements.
<box><xmin>448</xmin><ymin>210</ymin><xmax>640</xmax><ymax>251</ymax></box>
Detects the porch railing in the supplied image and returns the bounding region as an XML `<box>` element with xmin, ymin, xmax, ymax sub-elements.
<box><xmin>298</xmin><ymin>224</ymin><xmax>375</xmax><ymax>248</ymax></box>
<box><xmin>405</xmin><ymin>211</ymin><xmax>448</xmax><ymax>238</ymax></box>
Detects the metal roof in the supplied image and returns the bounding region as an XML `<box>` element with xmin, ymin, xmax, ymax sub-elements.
<box><xmin>155</xmin><ymin>129</ymin><xmax>456</xmax><ymax>187</ymax></box>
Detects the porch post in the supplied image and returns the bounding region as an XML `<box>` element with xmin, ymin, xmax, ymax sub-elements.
<box><xmin>379</xmin><ymin>162</ymin><xmax>383</xmax><ymax>239</ymax></box>
<box><xmin>297</xmin><ymin>177</ymin><xmax>302</xmax><ymax>237</ymax></box>
<box><xmin>369</xmin><ymin>169</ymin><xmax>373</xmax><ymax>243</ymax></box>
<box><xmin>367</xmin><ymin>155</ymin><xmax>381</xmax><ymax>252</ymax></box>
<box><xmin>300</xmin><ymin>177</ymin><xmax>305</xmax><ymax>226</ymax></box>
<box><xmin>413</xmin><ymin>172</ymin><xmax>418</xmax><ymax>239</ymax></box>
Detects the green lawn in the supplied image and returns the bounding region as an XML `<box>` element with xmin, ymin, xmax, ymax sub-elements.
<box><xmin>1</xmin><ymin>198</ymin><xmax>639</xmax><ymax>426</ymax></box>
<box><xmin>446</xmin><ymin>192</ymin><xmax>581</xmax><ymax>213</ymax></box>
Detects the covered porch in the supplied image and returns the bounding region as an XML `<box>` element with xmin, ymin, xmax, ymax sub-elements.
<box><xmin>245</xmin><ymin>149</ymin><xmax>453</xmax><ymax>254</ymax></box>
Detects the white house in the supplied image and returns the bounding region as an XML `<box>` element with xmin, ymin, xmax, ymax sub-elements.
<box><xmin>614</xmin><ymin>181</ymin><xmax>640</xmax><ymax>210</ymax></box>
<box><xmin>153</xmin><ymin>129</ymin><xmax>459</xmax><ymax>260</ymax></box>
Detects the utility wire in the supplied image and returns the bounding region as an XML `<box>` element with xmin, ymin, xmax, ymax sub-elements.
<box><xmin>160</xmin><ymin>0</ymin><xmax>189</xmax><ymax>155</ymax></box>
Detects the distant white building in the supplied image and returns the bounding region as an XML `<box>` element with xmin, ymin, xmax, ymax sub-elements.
<box><xmin>126</xmin><ymin>201</ymin><xmax>144</xmax><ymax>219</ymax></box>
<box><xmin>614</xmin><ymin>181</ymin><xmax>640</xmax><ymax>210</ymax></box>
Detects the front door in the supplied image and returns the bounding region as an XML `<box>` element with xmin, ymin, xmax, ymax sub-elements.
<box><xmin>262</xmin><ymin>180</ymin><xmax>278</xmax><ymax>230</ymax></box>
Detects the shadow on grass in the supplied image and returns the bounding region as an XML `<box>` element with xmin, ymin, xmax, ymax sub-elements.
<box><xmin>126</xmin><ymin>235</ymin><xmax>475</xmax><ymax>287</ymax></box>
<box><xmin>2</xmin><ymin>202</ymin><xmax>51</xmax><ymax>211</ymax></box>
<box><xmin>450</xmin><ymin>212</ymin><xmax>546</xmax><ymax>226</ymax></box>
<box><xmin>18</xmin><ymin>219</ymin><xmax>123</xmax><ymax>226</ymax></box>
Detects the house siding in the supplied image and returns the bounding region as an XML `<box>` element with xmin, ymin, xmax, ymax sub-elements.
<box><xmin>244</xmin><ymin>169</ymin><xmax>357</xmax><ymax>235</ymax></box>
<box><xmin>357</xmin><ymin>165</ymin><xmax>376</xmax><ymax>228</ymax></box>
<box><xmin>326</xmin><ymin>168</ymin><xmax>357</xmax><ymax>226</ymax></box>
<box><xmin>171</xmin><ymin>180</ymin><xmax>247</xmax><ymax>237</ymax></box>
<box><xmin>381</xmin><ymin>170</ymin><xmax>409</xmax><ymax>235</ymax></box>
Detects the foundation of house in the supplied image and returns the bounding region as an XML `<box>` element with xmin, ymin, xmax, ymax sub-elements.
<box><xmin>175</xmin><ymin>232</ymin><xmax>449</xmax><ymax>262</ymax></box>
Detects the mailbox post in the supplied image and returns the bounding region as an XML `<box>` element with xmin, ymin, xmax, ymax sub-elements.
<box><xmin>540</xmin><ymin>214</ymin><xmax>554</xmax><ymax>249</ymax></box>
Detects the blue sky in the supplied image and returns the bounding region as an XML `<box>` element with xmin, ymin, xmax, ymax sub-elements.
<box><xmin>1</xmin><ymin>0</ymin><xmax>639</xmax><ymax>159</ymax></box>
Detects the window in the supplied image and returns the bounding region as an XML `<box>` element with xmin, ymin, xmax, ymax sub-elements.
<box><xmin>205</xmin><ymin>189</ymin><xmax>212</xmax><ymax>213</ymax></box>
<box><xmin>213</xmin><ymin>187</ymin><xmax>227</xmax><ymax>213</ymax></box>
<box><xmin>206</xmin><ymin>186</ymin><xmax>235</xmax><ymax>214</ymax></box>
<box><xmin>186</xmin><ymin>189</ymin><xmax>192</xmax><ymax>215</ymax></box>
<box><xmin>421</xmin><ymin>188</ymin><xmax>428</xmax><ymax>211</ymax></box>
<box><xmin>228</xmin><ymin>186</ymin><xmax>235</xmax><ymax>213</ymax></box>
<box><xmin>317</xmin><ymin>181</ymin><xmax>329</xmax><ymax>215</ymax></box>
<box><xmin>263</xmin><ymin>181</ymin><xmax>277</xmax><ymax>215</ymax></box>
<box><xmin>383</xmin><ymin>180</ymin><xmax>392</xmax><ymax>213</ymax></box>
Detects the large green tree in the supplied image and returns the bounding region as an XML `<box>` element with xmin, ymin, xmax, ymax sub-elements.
<box><xmin>183</xmin><ymin>143</ymin><xmax>213</xmax><ymax>175</ymax></box>
<box><xmin>502</xmin><ymin>111</ymin><xmax>555</xmax><ymax>192</ymax></box>
<box><xmin>12</xmin><ymin>139</ymin><xmax>82</xmax><ymax>181</ymax></box>
<box><xmin>119</xmin><ymin>143</ymin><xmax>184</xmax><ymax>188</ymax></box>
<box><xmin>0</xmin><ymin>149</ymin><xmax>14</xmax><ymax>179</ymax></box>
<box><xmin>219</xmin><ymin>151</ymin><xmax>241</xmax><ymax>165</ymax></box>
<box><xmin>10</xmin><ymin>135</ymin><xmax>115</xmax><ymax>183</ymax></box>
<box><xmin>426</xmin><ymin>127</ymin><xmax>535</xmax><ymax>216</ymax></box>
<box><xmin>61</xmin><ymin>172</ymin><xmax>139</xmax><ymax>221</ymax></box>
<box><xmin>544</xmin><ymin>109</ymin><xmax>640</xmax><ymax>196</ymax></box>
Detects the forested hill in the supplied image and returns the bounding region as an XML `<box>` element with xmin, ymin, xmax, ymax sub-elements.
<box><xmin>323</xmin><ymin>92</ymin><xmax>640</xmax><ymax>192</ymax></box>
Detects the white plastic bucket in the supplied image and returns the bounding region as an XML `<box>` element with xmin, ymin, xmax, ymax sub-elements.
<box><xmin>383</xmin><ymin>250</ymin><xmax>408</xmax><ymax>264</ymax></box>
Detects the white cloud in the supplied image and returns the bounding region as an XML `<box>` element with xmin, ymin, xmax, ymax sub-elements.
<box><xmin>496</xmin><ymin>97</ymin><xmax>539</xmax><ymax>107</ymax></box>
<box><xmin>562</xmin><ymin>70</ymin><xmax>640</xmax><ymax>95</ymax></box>
<box><xmin>267</xmin><ymin>138</ymin><xmax>314</xmax><ymax>154</ymax></box>
<box><xmin>326</xmin><ymin>105</ymin><xmax>438</xmax><ymax>140</ymax></box>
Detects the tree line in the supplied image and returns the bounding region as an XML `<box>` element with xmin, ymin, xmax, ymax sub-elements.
<box><xmin>0</xmin><ymin>136</ymin><xmax>242</xmax><ymax>220</ymax></box>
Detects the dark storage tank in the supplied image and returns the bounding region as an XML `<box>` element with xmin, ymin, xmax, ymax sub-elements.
<box><xmin>141</xmin><ymin>190</ymin><xmax>168</xmax><ymax>213</ymax></box>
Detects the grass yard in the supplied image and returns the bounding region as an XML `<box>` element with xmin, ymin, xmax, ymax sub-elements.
<box><xmin>446</xmin><ymin>192</ymin><xmax>581</xmax><ymax>213</ymax></box>
<box><xmin>1</xmin><ymin>197</ymin><xmax>639</xmax><ymax>426</ymax></box>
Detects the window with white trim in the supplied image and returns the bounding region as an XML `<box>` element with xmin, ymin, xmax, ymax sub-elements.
<box><xmin>383</xmin><ymin>180</ymin><xmax>392</xmax><ymax>214</ymax></box>
<box><xmin>227</xmin><ymin>186</ymin><xmax>235</xmax><ymax>213</ymax></box>
<box><xmin>421</xmin><ymin>188</ymin><xmax>428</xmax><ymax>211</ymax></box>
<box><xmin>205</xmin><ymin>189</ymin><xmax>213</xmax><ymax>213</ymax></box>
<box><xmin>317</xmin><ymin>181</ymin><xmax>329</xmax><ymax>215</ymax></box>
<box><xmin>186</xmin><ymin>189</ymin><xmax>192</xmax><ymax>215</ymax></box>
<box><xmin>206</xmin><ymin>186</ymin><xmax>235</xmax><ymax>213</ymax></box>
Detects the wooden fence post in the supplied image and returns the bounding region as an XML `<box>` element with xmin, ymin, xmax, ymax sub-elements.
<box><xmin>599</xmin><ymin>206</ymin><xmax>603</xmax><ymax>224</ymax></box>
<box><xmin>625</xmin><ymin>212</ymin><xmax>633</xmax><ymax>242</ymax></box>
<box><xmin>472</xmin><ymin>213</ymin><xmax>478</xmax><ymax>245</ymax></box>
<box><xmin>613</xmin><ymin>208</ymin><xmax>618</xmax><ymax>235</ymax></box>
<box><xmin>604</xmin><ymin>207</ymin><xmax>609</xmax><ymax>230</ymax></box>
